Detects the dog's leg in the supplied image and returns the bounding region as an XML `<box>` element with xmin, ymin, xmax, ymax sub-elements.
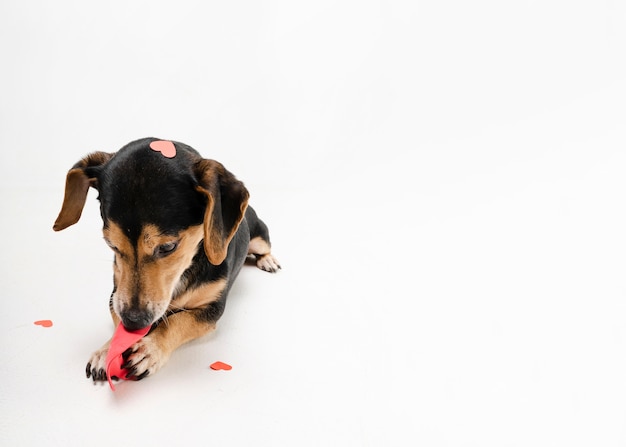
<box><xmin>121</xmin><ymin>310</ymin><xmax>217</xmax><ymax>380</ymax></box>
<box><xmin>86</xmin><ymin>310</ymin><xmax>218</xmax><ymax>382</ymax></box>
<box><xmin>86</xmin><ymin>295</ymin><xmax>122</xmax><ymax>381</ymax></box>
<box><xmin>249</xmin><ymin>237</ymin><xmax>281</xmax><ymax>272</ymax></box>
<box><xmin>246</xmin><ymin>206</ymin><xmax>281</xmax><ymax>272</ymax></box>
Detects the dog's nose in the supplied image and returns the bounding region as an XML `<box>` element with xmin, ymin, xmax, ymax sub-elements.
<box><xmin>120</xmin><ymin>309</ymin><xmax>153</xmax><ymax>331</ymax></box>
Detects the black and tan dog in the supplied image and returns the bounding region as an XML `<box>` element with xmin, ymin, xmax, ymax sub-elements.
<box><xmin>53</xmin><ymin>137</ymin><xmax>280</xmax><ymax>382</ymax></box>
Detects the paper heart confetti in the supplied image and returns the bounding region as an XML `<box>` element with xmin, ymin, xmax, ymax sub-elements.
<box><xmin>34</xmin><ymin>320</ymin><xmax>53</xmax><ymax>327</ymax></box>
<box><xmin>105</xmin><ymin>323</ymin><xmax>151</xmax><ymax>390</ymax></box>
<box><xmin>210</xmin><ymin>361</ymin><xmax>232</xmax><ymax>371</ymax></box>
<box><xmin>149</xmin><ymin>140</ymin><xmax>177</xmax><ymax>158</ymax></box>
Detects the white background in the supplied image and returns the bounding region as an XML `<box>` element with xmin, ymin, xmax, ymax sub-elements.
<box><xmin>1</xmin><ymin>0</ymin><xmax>626</xmax><ymax>445</ymax></box>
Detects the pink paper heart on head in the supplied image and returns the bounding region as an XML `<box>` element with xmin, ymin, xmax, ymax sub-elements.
<box><xmin>149</xmin><ymin>140</ymin><xmax>176</xmax><ymax>158</ymax></box>
<box><xmin>105</xmin><ymin>323</ymin><xmax>151</xmax><ymax>390</ymax></box>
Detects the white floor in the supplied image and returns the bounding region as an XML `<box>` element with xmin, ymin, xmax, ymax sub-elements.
<box><xmin>2</xmin><ymin>1</ymin><xmax>626</xmax><ymax>446</ymax></box>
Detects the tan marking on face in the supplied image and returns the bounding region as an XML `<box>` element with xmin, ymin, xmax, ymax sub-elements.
<box><xmin>104</xmin><ymin>222</ymin><xmax>135</xmax><ymax>318</ymax></box>
<box><xmin>248</xmin><ymin>236</ymin><xmax>271</xmax><ymax>256</ymax></box>
<box><xmin>170</xmin><ymin>278</ymin><xmax>227</xmax><ymax>311</ymax></box>
<box><xmin>104</xmin><ymin>222</ymin><xmax>205</xmax><ymax>322</ymax></box>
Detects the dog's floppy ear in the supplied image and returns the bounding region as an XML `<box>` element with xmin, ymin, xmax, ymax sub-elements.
<box><xmin>194</xmin><ymin>159</ymin><xmax>249</xmax><ymax>265</ymax></box>
<box><xmin>53</xmin><ymin>152</ymin><xmax>115</xmax><ymax>231</ymax></box>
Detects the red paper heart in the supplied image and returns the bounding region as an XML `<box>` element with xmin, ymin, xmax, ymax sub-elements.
<box><xmin>149</xmin><ymin>140</ymin><xmax>176</xmax><ymax>158</ymax></box>
<box><xmin>210</xmin><ymin>361</ymin><xmax>232</xmax><ymax>371</ymax></box>
<box><xmin>105</xmin><ymin>323</ymin><xmax>151</xmax><ymax>390</ymax></box>
<box><xmin>34</xmin><ymin>320</ymin><xmax>53</xmax><ymax>327</ymax></box>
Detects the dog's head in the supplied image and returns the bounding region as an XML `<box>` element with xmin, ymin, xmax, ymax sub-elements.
<box><xmin>53</xmin><ymin>138</ymin><xmax>249</xmax><ymax>330</ymax></box>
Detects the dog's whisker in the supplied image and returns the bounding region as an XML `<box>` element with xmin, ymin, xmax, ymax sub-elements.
<box><xmin>161</xmin><ymin>313</ymin><xmax>170</xmax><ymax>328</ymax></box>
<box><xmin>167</xmin><ymin>303</ymin><xmax>192</xmax><ymax>314</ymax></box>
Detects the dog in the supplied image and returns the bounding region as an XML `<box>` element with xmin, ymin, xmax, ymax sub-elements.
<box><xmin>53</xmin><ymin>137</ymin><xmax>280</xmax><ymax>382</ymax></box>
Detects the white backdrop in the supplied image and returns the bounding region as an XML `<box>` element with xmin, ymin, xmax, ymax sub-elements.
<box><xmin>1</xmin><ymin>1</ymin><xmax>626</xmax><ymax>446</ymax></box>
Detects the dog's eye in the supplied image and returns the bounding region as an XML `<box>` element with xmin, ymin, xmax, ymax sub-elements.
<box><xmin>156</xmin><ymin>242</ymin><xmax>178</xmax><ymax>257</ymax></box>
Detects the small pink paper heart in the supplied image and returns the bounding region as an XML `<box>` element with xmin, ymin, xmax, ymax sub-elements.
<box><xmin>210</xmin><ymin>361</ymin><xmax>232</xmax><ymax>371</ymax></box>
<box><xmin>34</xmin><ymin>319</ymin><xmax>53</xmax><ymax>328</ymax></box>
<box><xmin>149</xmin><ymin>140</ymin><xmax>176</xmax><ymax>158</ymax></box>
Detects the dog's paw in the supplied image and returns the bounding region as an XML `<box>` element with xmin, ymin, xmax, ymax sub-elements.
<box><xmin>120</xmin><ymin>335</ymin><xmax>169</xmax><ymax>381</ymax></box>
<box><xmin>86</xmin><ymin>343</ymin><xmax>110</xmax><ymax>382</ymax></box>
<box><xmin>256</xmin><ymin>253</ymin><xmax>281</xmax><ymax>273</ymax></box>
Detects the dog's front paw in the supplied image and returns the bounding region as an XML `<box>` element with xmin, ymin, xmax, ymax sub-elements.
<box><xmin>120</xmin><ymin>335</ymin><xmax>169</xmax><ymax>381</ymax></box>
<box><xmin>86</xmin><ymin>342</ymin><xmax>111</xmax><ymax>382</ymax></box>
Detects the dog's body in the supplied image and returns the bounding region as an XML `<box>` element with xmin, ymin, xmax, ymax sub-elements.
<box><xmin>54</xmin><ymin>138</ymin><xmax>279</xmax><ymax>382</ymax></box>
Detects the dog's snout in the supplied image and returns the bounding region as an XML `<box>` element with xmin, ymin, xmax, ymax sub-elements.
<box><xmin>121</xmin><ymin>309</ymin><xmax>153</xmax><ymax>331</ymax></box>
